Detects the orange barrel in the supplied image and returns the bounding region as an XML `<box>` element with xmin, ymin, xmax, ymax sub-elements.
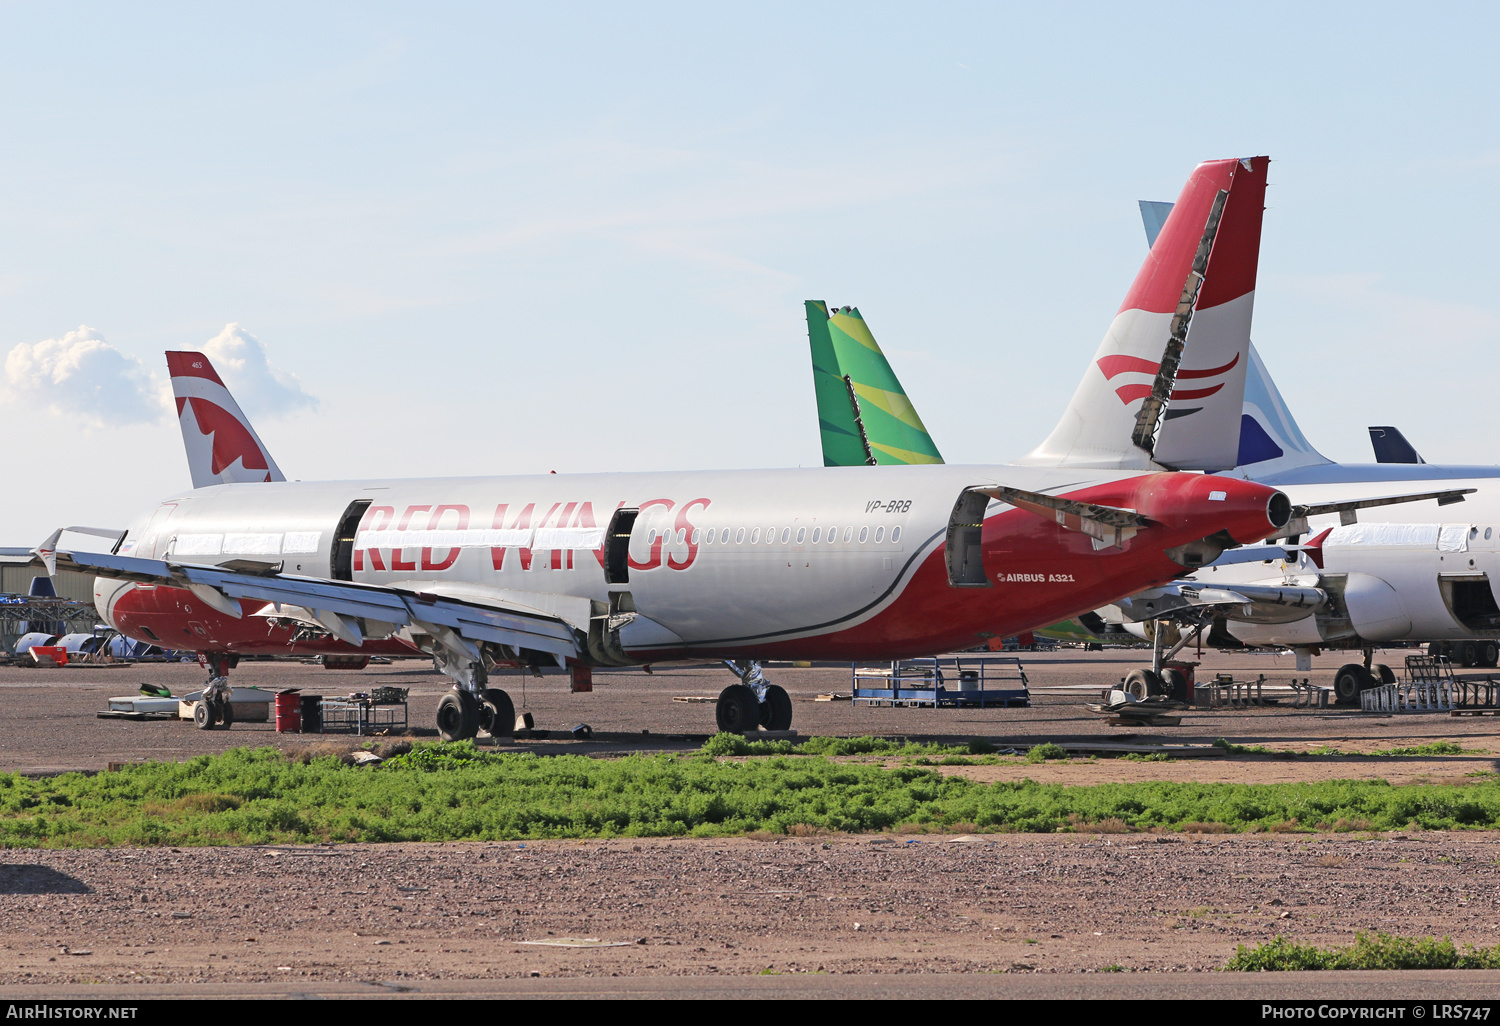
<box><xmin>274</xmin><ymin>690</ymin><xmax>302</xmax><ymax>733</ymax></box>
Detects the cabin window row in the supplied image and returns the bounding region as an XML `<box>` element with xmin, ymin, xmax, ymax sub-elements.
<box><xmin>644</xmin><ymin>525</ymin><xmax>903</xmax><ymax>546</ymax></box>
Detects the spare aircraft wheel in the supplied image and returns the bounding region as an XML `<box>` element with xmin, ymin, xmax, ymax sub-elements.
<box><xmin>1374</xmin><ymin>663</ymin><xmax>1397</xmax><ymax>685</ymax></box>
<box><xmin>1122</xmin><ymin>669</ymin><xmax>1163</xmax><ymax>701</ymax></box>
<box><xmin>715</xmin><ymin>684</ymin><xmax>760</xmax><ymax>733</ymax></box>
<box><xmin>437</xmin><ymin>690</ymin><xmax>480</xmax><ymax>742</ymax></box>
<box><xmin>1159</xmin><ymin>667</ymin><xmax>1190</xmax><ymax>703</ymax></box>
<box><xmin>760</xmin><ymin>684</ymin><xmax>793</xmax><ymax>731</ymax></box>
<box><xmin>1333</xmin><ymin>663</ymin><xmax>1375</xmax><ymax>706</ymax></box>
<box><xmin>479</xmin><ymin>688</ymin><xmax>516</xmax><ymax>738</ymax></box>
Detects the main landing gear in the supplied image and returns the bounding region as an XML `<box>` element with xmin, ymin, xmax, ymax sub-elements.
<box><xmin>432</xmin><ymin>657</ymin><xmax>518</xmax><ymax>743</ymax></box>
<box><xmin>718</xmin><ymin>660</ymin><xmax>792</xmax><ymax>733</ymax></box>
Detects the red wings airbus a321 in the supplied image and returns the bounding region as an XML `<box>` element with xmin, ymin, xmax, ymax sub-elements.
<box><xmin>26</xmin><ymin>157</ymin><xmax>1292</xmax><ymax>739</ymax></box>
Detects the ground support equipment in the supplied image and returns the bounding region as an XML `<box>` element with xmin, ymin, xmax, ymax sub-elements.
<box><xmin>320</xmin><ymin>688</ymin><xmax>410</xmax><ymax>736</ymax></box>
<box><xmin>851</xmin><ymin>657</ymin><xmax>1029</xmax><ymax>708</ymax></box>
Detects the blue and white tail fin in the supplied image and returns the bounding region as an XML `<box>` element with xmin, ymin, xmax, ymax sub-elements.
<box><xmin>1235</xmin><ymin>342</ymin><xmax>1331</xmax><ymax>473</ymax></box>
<box><xmin>1368</xmin><ymin>426</ymin><xmax>1425</xmax><ymax>464</ymax></box>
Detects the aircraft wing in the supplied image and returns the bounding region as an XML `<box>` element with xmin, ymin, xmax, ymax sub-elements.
<box><xmin>28</xmin><ymin>535</ymin><xmax>582</xmax><ymax>662</ymax></box>
<box><xmin>1107</xmin><ymin>580</ymin><xmax>1326</xmax><ymax>623</ymax></box>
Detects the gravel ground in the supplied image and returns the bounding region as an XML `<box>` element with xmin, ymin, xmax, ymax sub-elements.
<box><xmin>1</xmin><ymin>647</ymin><xmax>1498</xmax><ymax>984</ymax></box>
<box><xmin>4</xmin><ymin>833</ymin><xmax>1500</xmax><ymax>985</ymax></box>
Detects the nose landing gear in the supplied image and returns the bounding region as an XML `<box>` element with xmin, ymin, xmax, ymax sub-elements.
<box><xmin>194</xmin><ymin>654</ymin><xmax>237</xmax><ymax>730</ymax></box>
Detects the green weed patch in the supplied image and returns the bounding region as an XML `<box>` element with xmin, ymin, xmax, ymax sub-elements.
<box><xmin>1226</xmin><ymin>932</ymin><xmax>1500</xmax><ymax>971</ymax></box>
<box><xmin>6</xmin><ymin>741</ymin><xmax>1500</xmax><ymax>849</ymax></box>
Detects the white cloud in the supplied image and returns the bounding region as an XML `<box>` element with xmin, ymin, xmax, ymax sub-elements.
<box><xmin>200</xmin><ymin>323</ymin><xmax>317</xmax><ymax>416</ymax></box>
<box><xmin>1</xmin><ymin>326</ymin><xmax>168</xmax><ymax>428</ymax></box>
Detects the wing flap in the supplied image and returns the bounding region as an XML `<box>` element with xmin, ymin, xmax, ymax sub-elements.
<box><xmin>31</xmin><ymin>543</ymin><xmax>582</xmax><ymax>661</ymax></box>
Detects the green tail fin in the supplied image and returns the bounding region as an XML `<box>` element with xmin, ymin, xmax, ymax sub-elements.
<box><xmin>805</xmin><ymin>300</ymin><xmax>944</xmax><ymax>467</ymax></box>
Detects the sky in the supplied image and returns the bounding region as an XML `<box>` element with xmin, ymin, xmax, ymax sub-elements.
<box><xmin>2</xmin><ymin>2</ymin><xmax>1498</xmax><ymax>540</ymax></box>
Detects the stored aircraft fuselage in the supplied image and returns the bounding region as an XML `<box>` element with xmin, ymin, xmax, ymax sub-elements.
<box><xmin>95</xmin><ymin>465</ymin><xmax>1286</xmax><ymax>664</ymax></box>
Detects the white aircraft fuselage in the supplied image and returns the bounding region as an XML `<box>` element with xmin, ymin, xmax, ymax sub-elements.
<box><xmin>95</xmin><ymin>465</ymin><xmax>1284</xmax><ymax>663</ymax></box>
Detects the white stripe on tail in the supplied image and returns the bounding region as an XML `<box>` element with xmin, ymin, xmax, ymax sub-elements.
<box><xmin>166</xmin><ymin>351</ymin><xmax>285</xmax><ymax>488</ymax></box>
<box><xmin>1022</xmin><ymin>157</ymin><xmax>1268</xmax><ymax>471</ymax></box>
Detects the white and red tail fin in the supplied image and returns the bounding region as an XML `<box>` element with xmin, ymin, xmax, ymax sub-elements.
<box><xmin>1022</xmin><ymin>156</ymin><xmax>1268</xmax><ymax>471</ymax></box>
<box><xmin>165</xmin><ymin>351</ymin><xmax>285</xmax><ymax>488</ymax></box>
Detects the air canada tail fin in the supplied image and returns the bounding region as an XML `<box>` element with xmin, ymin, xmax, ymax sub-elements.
<box><xmin>165</xmin><ymin>351</ymin><xmax>286</xmax><ymax>488</ymax></box>
<box><xmin>805</xmin><ymin>301</ymin><xmax>944</xmax><ymax>466</ymax></box>
<box><xmin>1022</xmin><ymin>156</ymin><xmax>1268</xmax><ymax>471</ymax></box>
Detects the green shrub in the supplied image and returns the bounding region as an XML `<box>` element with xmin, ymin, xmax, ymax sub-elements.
<box><xmin>1227</xmin><ymin>932</ymin><xmax>1500</xmax><ymax>971</ymax></box>
<box><xmin>1026</xmin><ymin>743</ymin><xmax>1069</xmax><ymax>764</ymax></box>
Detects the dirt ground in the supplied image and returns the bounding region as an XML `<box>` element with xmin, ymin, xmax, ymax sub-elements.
<box><xmin>2</xmin><ymin>647</ymin><xmax>1499</xmax><ymax>987</ymax></box>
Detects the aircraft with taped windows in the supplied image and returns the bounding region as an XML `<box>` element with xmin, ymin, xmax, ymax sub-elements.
<box><xmin>20</xmin><ymin>158</ymin><xmax>1305</xmax><ymax>740</ymax></box>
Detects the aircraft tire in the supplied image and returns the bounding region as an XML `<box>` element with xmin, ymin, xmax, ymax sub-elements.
<box><xmin>1159</xmin><ymin>668</ymin><xmax>1190</xmax><ymax>703</ymax></box>
<box><xmin>1481</xmin><ymin>642</ymin><xmax>1500</xmax><ymax>668</ymax></box>
<box><xmin>1333</xmin><ymin>663</ymin><xmax>1374</xmax><ymax>706</ymax></box>
<box><xmin>219</xmin><ymin>701</ymin><xmax>234</xmax><ymax>729</ymax></box>
<box><xmin>437</xmin><ymin>690</ymin><xmax>479</xmax><ymax>742</ymax></box>
<box><xmin>715</xmin><ymin>684</ymin><xmax>760</xmax><ymax>733</ymax></box>
<box><xmin>193</xmin><ymin>700</ymin><xmax>214</xmax><ymax>730</ymax></box>
<box><xmin>760</xmin><ymin>685</ymin><xmax>793</xmax><ymax>731</ymax></box>
<box><xmin>1374</xmin><ymin>663</ymin><xmax>1397</xmax><ymax>685</ymax></box>
<box><xmin>1122</xmin><ymin>669</ymin><xmax>1163</xmax><ymax>701</ymax></box>
<box><xmin>479</xmin><ymin>688</ymin><xmax>516</xmax><ymax>737</ymax></box>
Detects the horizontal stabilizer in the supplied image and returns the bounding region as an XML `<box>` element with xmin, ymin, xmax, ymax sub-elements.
<box><xmin>1293</xmin><ymin>488</ymin><xmax>1475</xmax><ymax>528</ymax></box>
<box><xmin>971</xmin><ymin>485</ymin><xmax>1152</xmax><ymax>550</ymax></box>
